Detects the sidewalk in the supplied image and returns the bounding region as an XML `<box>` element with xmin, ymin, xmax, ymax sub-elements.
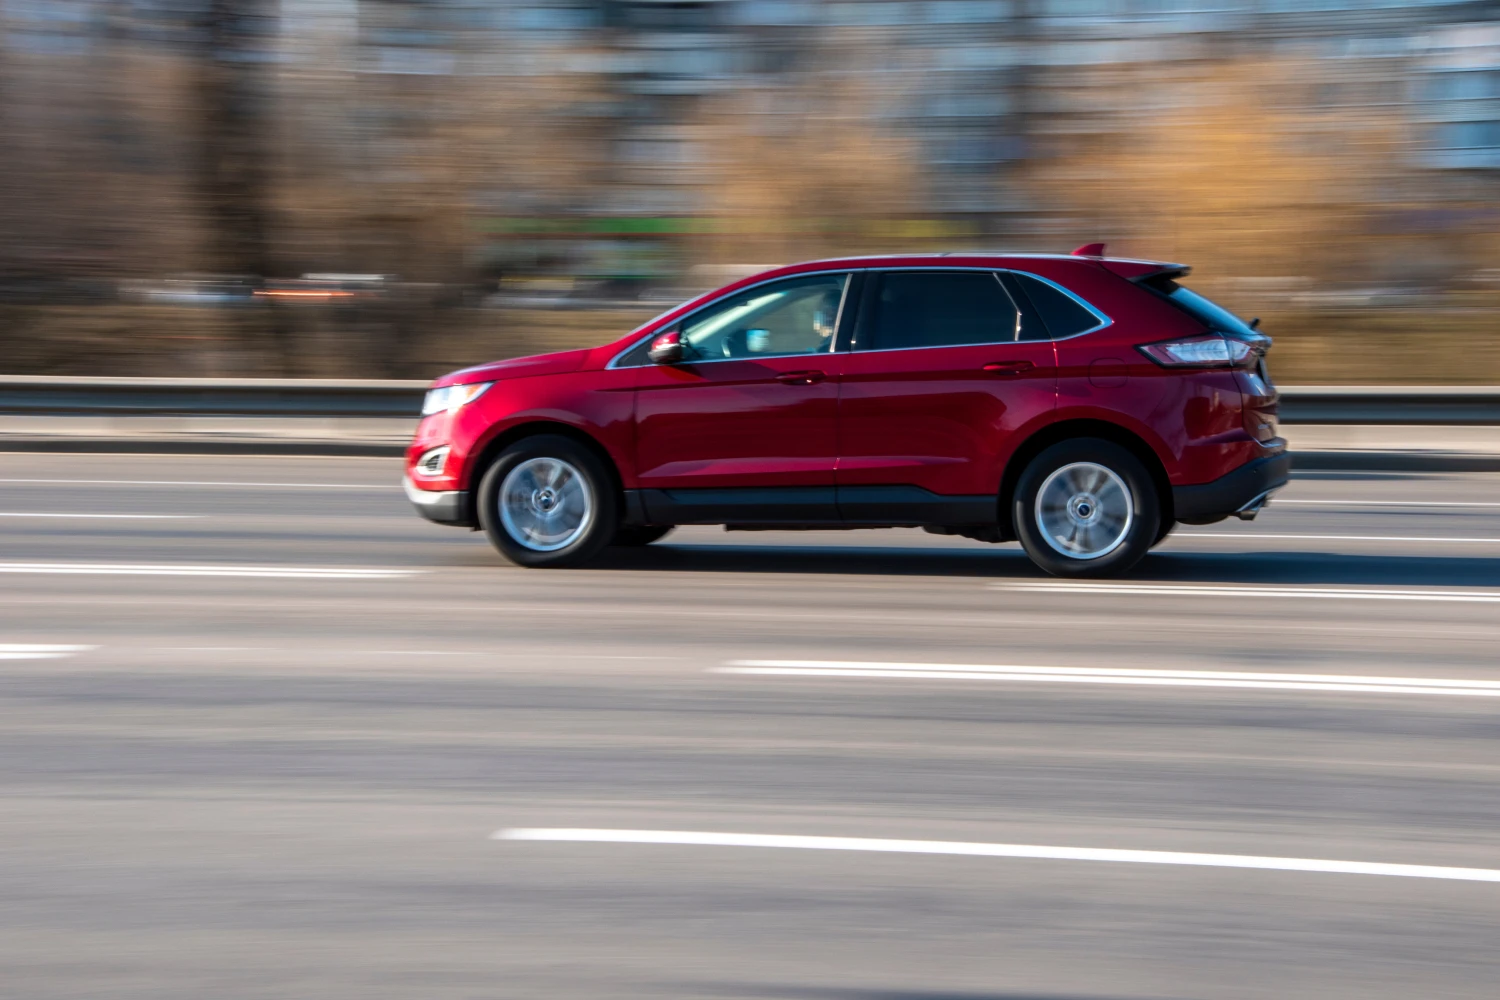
<box><xmin>0</xmin><ymin>415</ymin><xmax>1498</xmax><ymax>470</ymax></box>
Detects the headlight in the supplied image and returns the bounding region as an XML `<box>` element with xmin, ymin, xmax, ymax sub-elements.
<box><xmin>421</xmin><ymin>382</ymin><xmax>492</xmax><ymax>416</ymax></box>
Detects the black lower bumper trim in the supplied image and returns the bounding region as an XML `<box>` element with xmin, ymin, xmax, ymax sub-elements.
<box><xmin>1172</xmin><ymin>450</ymin><xmax>1291</xmax><ymax>525</ymax></box>
<box><xmin>404</xmin><ymin>476</ymin><xmax>473</xmax><ymax>527</ymax></box>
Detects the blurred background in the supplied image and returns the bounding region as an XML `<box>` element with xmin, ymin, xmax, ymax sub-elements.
<box><xmin>1</xmin><ymin>0</ymin><xmax>1496</xmax><ymax>380</ymax></box>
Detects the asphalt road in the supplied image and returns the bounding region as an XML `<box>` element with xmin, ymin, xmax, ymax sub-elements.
<box><xmin>4</xmin><ymin>453</ymin><xmax>1500</xmax><ymax>1000</ymax></box>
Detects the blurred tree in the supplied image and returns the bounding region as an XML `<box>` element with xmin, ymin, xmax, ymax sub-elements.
<box><xmin>694</xmin><ymin>62</ymin><xmax>927</xmax><ymax>265</ymax></box>
<box><xmin>190</xmin><ymin>0</ymin><xmax>298</xmax><ymax>371</ymax></box>
<box><xmin>1029</xmin><ymin>57</ymin><xmax>1410</xmax><ymax>291</ymax></box>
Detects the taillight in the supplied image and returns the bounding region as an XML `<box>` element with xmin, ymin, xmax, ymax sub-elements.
<box><xmin>1137</xmin><ymin>334</ymin><xmax>1256</xmax><ymax>369</ymax></box>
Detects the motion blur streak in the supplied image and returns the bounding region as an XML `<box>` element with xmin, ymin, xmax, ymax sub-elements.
<box><xmin>2</xmin><ymin>1</ymin><xmax>1497</xmax><ymax>383</ymax></box>
<box><xmin>496</xmin><ymin>829</ymin><xmax>1500</xmax><ymax>884</ymax></box>
<box><xmin>0</xmin><ymin>645</ymin><xmax>94</xmax><ymax>660</ymax></box>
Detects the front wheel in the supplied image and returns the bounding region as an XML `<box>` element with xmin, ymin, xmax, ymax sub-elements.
<box><xmin>1013</xmin><ymin>438</ymin><xmax>1160</xmax><ymax>578</ymax></box>
<box><xmin>477</xmin><ymin>435</ymin><xmax>618</xmax><ymax>568</ymax></box>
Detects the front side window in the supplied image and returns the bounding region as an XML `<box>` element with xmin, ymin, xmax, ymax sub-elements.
<box><xmin>862</xmin><ymin>271</ymin><xmax>1020</xmax><ymax>351</ymax></box>
<box><xmin>678</xmin><ymin>273</ymin><xmax>848</xmax><ymax>362</ymax></box>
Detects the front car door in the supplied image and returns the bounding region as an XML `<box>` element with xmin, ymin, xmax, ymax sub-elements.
<box><xmin>630</xmin><ymin>271</ymin><xmax>851</xmax><ymax>524</ymax></box>
<box><xmin>835</xmin><ymin>269</ymin><xmax>1059</xmax><ymax>524</ymax></box>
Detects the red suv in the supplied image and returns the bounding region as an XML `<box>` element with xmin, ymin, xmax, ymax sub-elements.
<box><xmin>404</xmin><ymin>247</ymin><xmax>1287</xmax><ymax>577</ymax></box>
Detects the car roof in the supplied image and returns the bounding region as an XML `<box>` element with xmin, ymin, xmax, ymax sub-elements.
<box><xmin>595</xmin><ymin>249</ymin><xmax>1187</xmax><ymax>361</ymax></box>
<box><xmin>745</xmin><ymin>251</ymin><xmax>1187</xmax><ymax>281</ymax></box>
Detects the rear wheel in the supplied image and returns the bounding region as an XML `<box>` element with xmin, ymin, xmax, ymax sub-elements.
<box><xmin>477</xmin><ymin>435</ymin><xmax>617</xmax><ymax>568</ymax></box>
<box><xmin>1014</xmin><ymin>438</ymin><xmax>1159</xmax><ymax>578</ymax></box>
<box><xmin>612</xmin><ymin>525</ymin><xmax>674</xmax><ymax>547</ymax></box>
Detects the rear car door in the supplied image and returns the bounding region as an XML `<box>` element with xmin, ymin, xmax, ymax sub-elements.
<box><xmin>835</xmin><ymin>270</ymin><xmax>1058</xmax><ymax>522</ymax></box>
<box><xmin>630</xmin><ymin>272</ymin><xmax>850</xmax><ymax>523</ymax></box>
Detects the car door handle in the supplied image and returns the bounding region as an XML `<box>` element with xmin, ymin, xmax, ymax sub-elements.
<box><xmin>775</xmin><ymin>370</ymin><xmax>827</xmax><ymax>385</ymax></box>
<box><xmin>982</xmin><ymin>360</ymin><xmax>1034</xmax><ymax>375</ymax></box>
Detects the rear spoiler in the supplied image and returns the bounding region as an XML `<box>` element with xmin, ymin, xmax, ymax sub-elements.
<box><xmin>1071</xmin><ymin>243</ymin><xmax>1189</xmax><ymax>282</ymax></box>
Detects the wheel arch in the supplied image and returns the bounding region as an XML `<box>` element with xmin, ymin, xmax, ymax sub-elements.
<box><xmin>998</xmin><ymin>419</ymin><xmax>1174</xmax><ymax>538</ymax></box>
<box><xmin>466</xmin><ymin>420</ymin><xmax>626</xmax><ymax>525</ymax></box>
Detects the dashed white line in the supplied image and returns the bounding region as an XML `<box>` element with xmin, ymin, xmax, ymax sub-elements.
<box><xmin>0</xmin><ymin>644</ymin><xmax>95</xmax><ymax>660</ymax></box>
<box><xmin>716</xmin><ymin>660</ymin><xmax>1500</xmax><ymax>698</ymax></box>
<box><xmin>0</xmin><ymin>513</ymin><xmax>200</xmax><ymax>519</ymax></box>
<box><xmin>495</xmin><ymin>829</ymin><xmax>1500</xmax><ymax>884</ymax></box>
<box><xmin>0</xmin><ymin>479</ymin><xmax>388</xmax><ymax>489</ymax></box>
<box><xmin>0</xmin><ymin>562</ymin><xmax>418</xmax><ymax>580</ymax></box>
<box><xmin>1277</xmin><ymin>499</ymin><xmax>1500</xmax><ymax>508</ymax></box>
<box><xmin>992</xmin><ymin>582</ymin><xmax>1500</xmax><ymax>603</ymax></box>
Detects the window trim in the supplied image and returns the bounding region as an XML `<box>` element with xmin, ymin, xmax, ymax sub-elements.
<box><xmin>608</xmin><ymin>271</ymin><xmax>852</xmax><ymax>369</ymax></box>
<box><xmin>607</xmin><ymin>265</ymin><xmax>1112</xmax><ymax>366</ymax></box>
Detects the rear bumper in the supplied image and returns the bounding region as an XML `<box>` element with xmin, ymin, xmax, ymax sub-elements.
<box><xmin>403</xmin><ymin>475</ymin><xmax>472</xmax><ymax>527</ymax></box>
<box><xmin>1172</xmin><ymin>448</ymin><xmax>1290</xmax><ymax>525</ymax></box>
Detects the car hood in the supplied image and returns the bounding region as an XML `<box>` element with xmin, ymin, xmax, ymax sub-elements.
<box><xmin>431</xmin><ymin>348</ymin><xmax>591</xmax><ymax>388</ymax></box>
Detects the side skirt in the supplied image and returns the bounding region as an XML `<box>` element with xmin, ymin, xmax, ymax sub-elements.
<box><xmin>623</xmin><ymin>485</ymin><xmax>997</xmax><ymax>529</ymax></box>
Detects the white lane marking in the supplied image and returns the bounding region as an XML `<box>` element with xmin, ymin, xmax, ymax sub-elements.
<box><xmin>0</xmin><ymin>513</ymin><xmax>200</xmax><ymax>519</ymax></box>
<box><xmin>0</xmin><ymin>479</ymin><xmax>388</xmax><ymax>489</ymax></box>
<box><xmin>0</xmin><ymin>644</ymin><xmax>95</xmax><ymax>660</ymax></box>
<box><xmin>993</xmin><ymin>582</ymin><xmax>1500</xmax><ymax>603</ymax></box>
<box><xmin>1175</xmin><ymin>532</ymin><xmax>1500</xmax><ymax>544</ymax></box>
<box><xmin>160</xmin><ymin>646</ymin><xmax>465</xmax><ymax>655</ymax></box>
<box><xmin>0</xmin><ymin>562</ymin><xmax>417</xmax><ymax>580</ymax></box>
<box><xmin>495</xmin><ymin>829</ymin><xmax>1500</xmax><ymax>884</ymax></box>
<box><xmin>717</xmin><ymin>660</ymin><xmax>1500</xmax><ymax>698</ymax></box>
<box><xmin>1277</xmin><ymin>499</ymin><xmax>1500</xmax><ymax>508</ymax></box>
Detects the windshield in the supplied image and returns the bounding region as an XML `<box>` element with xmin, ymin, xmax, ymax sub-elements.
<box><xmin>1148</xmin><ymin>278</ymin><xmax>1258</xmax><ymax>338</ymax></box>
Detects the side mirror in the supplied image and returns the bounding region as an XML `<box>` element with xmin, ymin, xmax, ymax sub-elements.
<box><xmin>648</xmin><ymin>329</ymin><xmax>684</xmax><ymax>365</ymax></box>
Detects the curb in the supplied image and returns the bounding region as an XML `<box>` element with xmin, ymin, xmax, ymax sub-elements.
<box><xmin>1</xmin><ymin>439</ymin><xmax>1498</xmax><ymax>473</ymax></box>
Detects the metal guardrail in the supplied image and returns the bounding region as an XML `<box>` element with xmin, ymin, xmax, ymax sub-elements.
<box><xmin>0</xmin><ymin>376</ymin><xmax>428</xmax><ymax>419</ymax></box>
<box><xmin>1</xmin><ymin>377</ymin><xmax>1499</xmax><ymax>424</ymax></box>
<box><xmin>1276</xmin><ymin>386</ymin><xmax>1500</xmax><ymax>425</ymax></box>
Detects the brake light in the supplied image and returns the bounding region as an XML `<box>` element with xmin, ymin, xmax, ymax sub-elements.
<box><xmin>1138</xmin><ymin>335</ymin><xmax>1255</xmax><ymax>369</ymax></box>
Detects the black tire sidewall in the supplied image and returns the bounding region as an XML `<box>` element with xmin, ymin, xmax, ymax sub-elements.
<box><xmin>1152</xmin><ymin>518</ymin><xmax>1176</xmax><ymax>548</ymax></box>
<box><xmin>1014</xmin><ymin>438</ymin><xmax>1160</xmax><ymax>578</ymax></box>
<box><xmin>477</xmin><ymin>435</ymin><xmax>618</xmax><ymax>567</ymax></box>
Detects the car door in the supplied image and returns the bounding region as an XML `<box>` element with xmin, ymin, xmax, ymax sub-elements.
<box><xmin>835</xmin><ymin>269</ymin><xmax>1058</xmax><ymax>523</ymax></box>
<box><xmin>631</xmin><ymin>271</ymin><xmax>850</xmax><ymax>524</ymax></box>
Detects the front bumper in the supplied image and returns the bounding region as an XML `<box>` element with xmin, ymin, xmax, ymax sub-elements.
<box><xmin>403</xmin><ymin>475</ymin><xmax>472</xmax><ymax>527</ymax></box>
<box><xmin>1172</xmin><ymin>448</ymin><xmax>1291</xmax><ymax>525</ymax></box>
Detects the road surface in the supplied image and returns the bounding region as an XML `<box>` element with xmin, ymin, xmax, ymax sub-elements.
<box><xmin>3</xmin><ymin>453</ymin><xmax>1500</xmax><ymax>999</ymax></box>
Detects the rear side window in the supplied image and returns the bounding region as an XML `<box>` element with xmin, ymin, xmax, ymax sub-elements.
<box><xmin>1143</xmin><ymin>276</ymin><xmax>1257</xmax><ymax>337</ymax></box>
<box><xmin>1007</xmin><ymin>272</ymin><xmax>1105</xmax><ymax>340</ymax></box>
<box><xmin>863</xmin><ymin>271</ymin><xmax>1019</xmax><ymax>351</ymax></box>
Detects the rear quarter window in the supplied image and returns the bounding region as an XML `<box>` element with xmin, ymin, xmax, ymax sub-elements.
<box><xmin>1143</xmin><ymin>276</ymin><xmax>1257</xmax><ymax>337</ymax></box>
<box><xmin>1005</xmin><ymin>272</ymin><xmax>1106</xmax><ymax>340</ymax></box>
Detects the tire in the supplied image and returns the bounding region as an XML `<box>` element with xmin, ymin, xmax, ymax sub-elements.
<box><xmin>477</xmin><ymin>435</ymin><xmax>618</xmax><ymax>568</ymax></box>
<box><xmin>1013</xmin><ymin>438</ymin><xmax>1160</xmax><ymax>578</ymax></box>
<box><xmin>1153</xmin><ymin>519</ymin><xmax>1176</xmax><ymax>548</ymax></box>
<box><xmin>612</xmin><ymin>525</ymin><xmax>674</xmax><ymax>547</ymax></box>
